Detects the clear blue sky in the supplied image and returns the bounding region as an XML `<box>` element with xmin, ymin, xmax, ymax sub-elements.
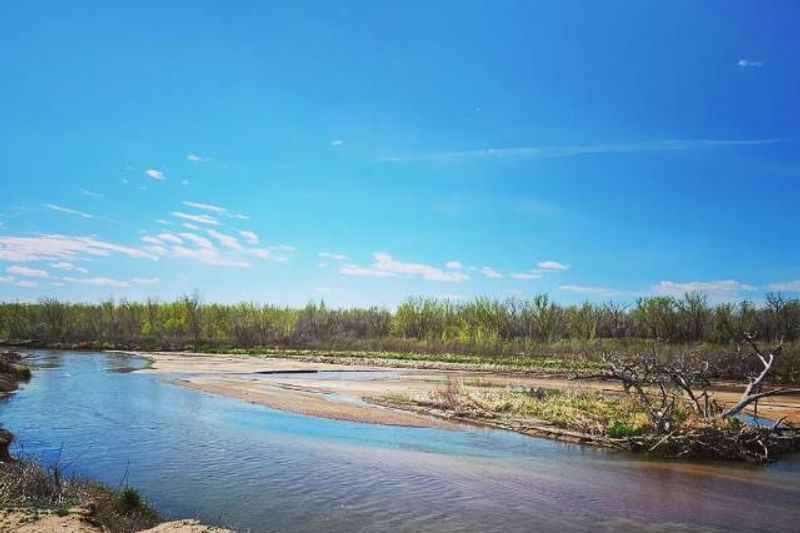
<box><xmin>1</xmin><ymin>1</ymin><xmax>798</xmax><ymax>307</ymax></box>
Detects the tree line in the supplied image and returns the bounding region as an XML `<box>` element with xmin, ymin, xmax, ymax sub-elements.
<box><xmin>0</xmin><ymin>292</ymin><xmax>798</xmax><ymax>353</ymax></box>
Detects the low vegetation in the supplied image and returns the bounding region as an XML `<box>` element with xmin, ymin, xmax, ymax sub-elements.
<box><xmin>0</xmin><ymin>456</ymin><xmax>160</xmax><ymax>532</ymax></box>
<box><xmin>417</xmin><ymin>381</ymin><xmax>652</xmax><ymax>437</ymax></box>
<box><xmin>3</xmin><ymin>294</ymin><xmax>798</xmax><ymax>463</ymax></box>
<box><xmin>2</xmin><ymin>292</ymin><xmax>800</xmax><ymax>383</ymax></box>
<box><xmin>382</xmin><ymin>336</ymin><xmax>800</xmax><ymax>463</ymax></box>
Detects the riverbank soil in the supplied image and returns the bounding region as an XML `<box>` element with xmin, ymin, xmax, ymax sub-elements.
<box><xmin>0</xmin><ymin>509</ymin><xmax>231</xmax><ymax>533</ymax></box>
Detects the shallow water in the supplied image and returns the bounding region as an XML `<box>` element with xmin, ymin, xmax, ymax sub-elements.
<box><xmin>2</xmin><ymin>351</ymin><xmax>799</xmax><ymax>532</ymax></box>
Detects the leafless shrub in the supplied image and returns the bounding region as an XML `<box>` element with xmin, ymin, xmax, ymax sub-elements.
<box><xmin>431</xmin><ymin>378</ymin><xmax>473</xmax><ymax>415</ymax></box>
<box><xmin>576</xmin><ymin>335</ymin><xmax>800</xmax><ymax>462</ymax></box>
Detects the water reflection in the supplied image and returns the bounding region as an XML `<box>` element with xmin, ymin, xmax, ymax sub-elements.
<box><xmin>1</xmin><ymin>351</ymin><xmax>798</xmax><ymax>532</ymax></box>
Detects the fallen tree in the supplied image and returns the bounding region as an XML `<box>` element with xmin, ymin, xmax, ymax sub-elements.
<box><xmin>576</xmin><ymin>334</ymin><xmax>800</xmax><ymax>463</ymax></box>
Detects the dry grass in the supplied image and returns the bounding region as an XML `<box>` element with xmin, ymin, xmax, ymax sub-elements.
<box><xmin>413</xmin><ymin>379</ymin><xmax>653</xmax><ymax>437</ymax></box>
<box><xmin>0</xmin><ymin>457</ymin><xmax>160</xmax><ymax>532</ymax></box>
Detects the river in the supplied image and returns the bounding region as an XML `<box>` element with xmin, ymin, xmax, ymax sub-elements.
<box><xmin>1</xmin><ymin>351</ymin><xmax>799</xmax><ymax>532</ymax></box>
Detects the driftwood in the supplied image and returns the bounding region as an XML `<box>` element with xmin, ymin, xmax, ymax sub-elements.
<box><xmin>626</xmin><ymin>423</ymin><xmax>800</xmax><ymax>464</ymax></box>
<box><xmin>571</xmin><ymin>336</ymin><xmax>800</xmax><ymax>462</ymax></box>
<box><xmin>720</xmin><ymin>334</ymin><xmax>800</xmax><ymax>418</ymax></box>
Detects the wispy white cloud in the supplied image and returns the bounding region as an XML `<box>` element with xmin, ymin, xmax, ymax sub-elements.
<box><xmin>445</xmin><ymin>260</ymin><xmax>463</xmax><ymax>269</ymax></box>
<box><xmin>59</xmin><ymin>276</ymin><xmax>157</xmax><ymax>288</ymax></box>
<box><xmin>207</xmin><ymin>229</ymin><xmax>243</xmax><ymax>251</ymax></box>
<box><xmin>560</xmin><ymin>285</ymin><xmax>618</xmax><ymax>295</ymax></box>
<box><xmin>341</xmin><ymin>253</ymin><xmax>469</xmax><ymax>283</ymax></box>
<box><xmin>737</xmin><ymin>59</ymin><xmax>764</xmax><ymax>68</ymax></box>
<box><xmin>51</xmin><ymin>261</ymin><xmax>88</xmax><ymax>274</ymax></box>
<box><xmin>767</xmin><ymin>281</ymin><xmax>800</xmax><ymax>292</ymax></box>
<box><xmin>511</xmin><ymin>272</ymin><xmax>542</xmax><ymax>281</ymax></box>
<box><xmin>479</xmin><ymin>266</ymin><xmax>503</xmax><ymax>279</ymax></box>
<box><xmin>383</xmin><ymin>138</ymin><xmax>782</xmax><ymax>162</ymax></box>
<box><xmin>80</xmin><ymin>189</ymin><xmax>104</xmax><ymax>199</ymax></box>
<box><xmin>181</xmin><ymin>202</ymin><xmax>248</xmax><ymax>221</ymax></box>
<box><xmin>63</xmin><ymin>276</ymin><xmax>130</xmax><ymax>288</ymax></box>
<box><xmin>141</xmin><ymin>236</ymin><xmax>164</xmax><ymax>246</ymax></box>
<box><xmin>46</xmin><ymin>204</ymin><xmax>94</xmax><ymax>219</ymax></box>
<box><xmin>250</xmin><ymin>245</ymin><xmax>295</xmax><ymax>263</ymax></box>
<box><xmin>171</xmin><ymin>246</ymin><xmax>251</xmax><ymax>268</ymax></box>
<box><xmin>339</xmin><ymin>265</ymin><xmax>397</xmax><ymax>278</ymax></box>
<box><xmin>182</xmin><ymin>223</ymin><xmax>200</xmax><ymax>230</ymax></box>
<box><xmin>239</xmin><ymin>230</ymin><xmax>260</xmax><ymax>245</ymax></box>
<box><xmin>143</xmin><ymin>245</ymin><xmax>168</xmax><ymax>256</ymax></box>
<box><xmin>146</xmin><ymin>169</ymin><xmax>166</xmax><ymax>180</ymax></box>
<box><xmin>131</xmin><ymin>277</ymin><xmax>160</xmax><ymax>285</ymax></box>
<box><xmin>267</xmin><ymin>245</ymin><xmax>295</xmax><ymax>253</ymax></box>
<box><xmin>331</xmin><ymin>140</ymin><xmax>344</xmax><ymax>146</ymax></box>
<box><xmin>653</xmin><ymin>280</ymin><xmax>755</xmax><ymax>298</ymax></box>
<box><xmin>182</xmin><ymin>201</ymin><xmax>226</xmax><ymax>213</ymax></box>
<box><xmin>177</xmin><ymin>232</ymin><xmax>214</xmax><ymax>249</ymax></box>
<box><xmin>172</xmin><ymin>212</ymin><xmax>221</xmax><ymax>226</ymax></box>
<box><xmin>142</xmin><ymin>227</ymin><xmax>260</xmax><ymax>267</ymax></box>
<box><xmin>7</xmin><ymin>266</ymin><xmax>48</xmax><ymax>278</ymax></box>
<box><xmin>186</xmin><ymin>153</ymin><xmax>207</xmax><ymax>162</ymax></box>
<box><xmin>0</xmin><ymin>235</ymin><xmax>157</xmax><ymax>263</ymax></box>
<box><xmin>0</xmin><ymin>276</ymin><xmax>37</xmax><ymax>288</ymax></box>
<box><xmin>319</xmin><ymin>251</ymin><xmax>348</xmax><ymax>261</ymax></box>
<box><xmin>156</xmin><ymin>219</ymin><xmax>173</xmax><ymax>226</ymax></box>
<box><xmin>538</xmin><ymin>261</ymin><xmax>569</xmax><ymax>272</ymax></box>
<box><xmin>156</xmin><ymin>233</ymin><xmax>184</xmax><ymax>245</ymax></box>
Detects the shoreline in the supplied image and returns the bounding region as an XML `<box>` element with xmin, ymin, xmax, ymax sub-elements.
<box><xmin>0</xmin><ymin>352</ymin><xmax>232</xmax><ymax>533</ymax></box>
<box><xmin>112</xmin><ymin>350</ymin><xmax>800</xmax><ymax>447</ymax></box>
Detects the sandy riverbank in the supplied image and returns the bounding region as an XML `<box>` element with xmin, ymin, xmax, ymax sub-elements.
<box><xmin>117</xmin><ymin>350</ymin><xmax>800</xmax><ymax>428</ymax></box>
<box><xmin>0</xmin><ymin>508</ymin><xmax>230</xmax><ymax>533</ymax></box>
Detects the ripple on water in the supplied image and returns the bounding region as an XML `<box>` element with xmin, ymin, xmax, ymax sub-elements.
<box><xmin>2</xmin><ymin>351</ymin><xmax>799</xmax><ymax>533</ymax></box>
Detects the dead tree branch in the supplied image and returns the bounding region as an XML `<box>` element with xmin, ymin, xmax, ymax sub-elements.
<box><xmin>720</xmin><ymin>334</ymin><xmax>800</xmax><ymax>418</ymax></box>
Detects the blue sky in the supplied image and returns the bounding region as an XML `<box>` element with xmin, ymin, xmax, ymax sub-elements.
<box><xmin>1</xmin><ymin>1</ymin><xmax>798</xmax><ymax>307</ymax></box>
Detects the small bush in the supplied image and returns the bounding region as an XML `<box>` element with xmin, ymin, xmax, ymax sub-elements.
<box><xmin>607</xmin><ymin>421</ymin><xmax>646</xmax><ymax>438</ymax></box>
<box><xmin>13</xmin><ymin>365</ymin><xmax>32</xmax><ymax>381</ymax></box>
<box><xmin>114</xmin><ymin>487</ymin><xmax>142</xmax><ymax>514</ymax></box>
